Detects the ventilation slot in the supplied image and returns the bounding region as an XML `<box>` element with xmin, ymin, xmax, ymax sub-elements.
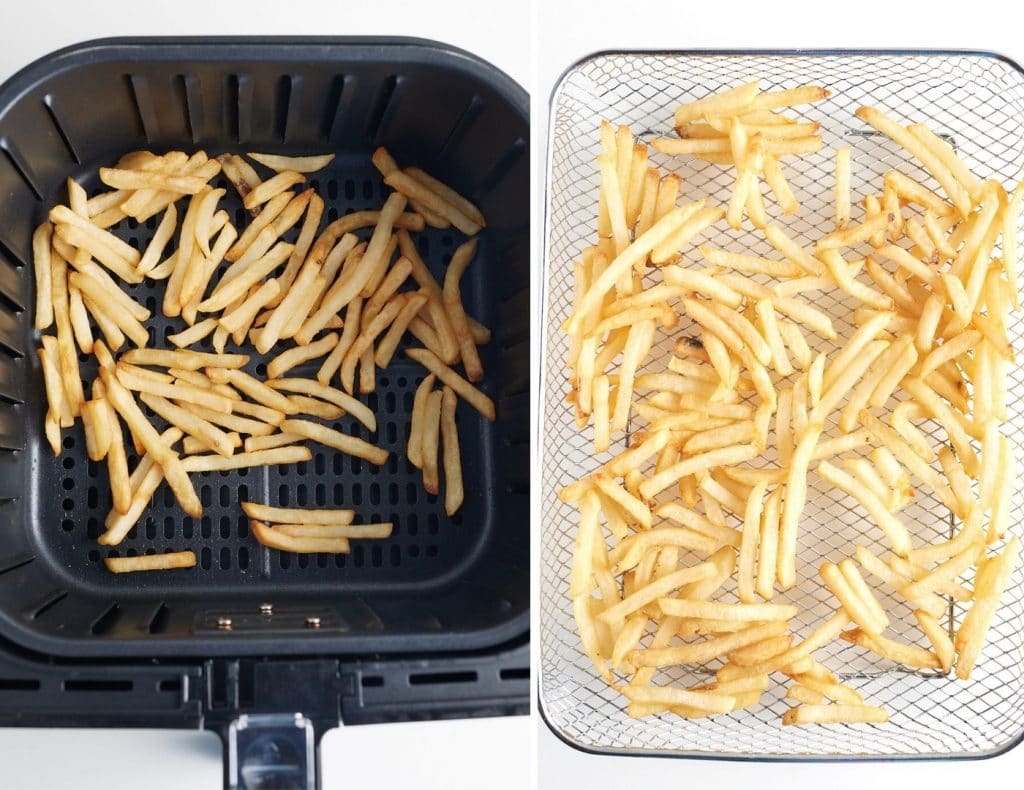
<box><xmin>42</xmin><ymin>95</ymin><xmax>80</xmax><ymax>163</ymax></box>
<box><xmin>126</xmin><ymin>74</ymin><xmax>159</xmax><ymax>142</ymax></box>
<box><xmin>90</xmin><ymin>603</ymin><xmax>120</xmax><ymax>636</ymax></box>
<box><xmin>0</xmin><ymin>555</ymin><xmax>33</xmax><ymax>579</ymax></box>
<box><xmin>499</xmin><ymin>668</ymin><xmax>529</xmax><ymax>681</ymax></box>
<box><xmin>322</xmin><ymin>74</ymin><xmax>354</xmax><ymax>140</ymax></box>
<box><xmin>229</xmin><ymin>74</ymin><xmax>254</xmax><ymax>144</ymax></box>
<box><xmin>29</xmin><ymin>590</ymin><xmax>67</xmax><ymax>620</ymax></box>
<box><xmin>178</xmin><ymin>74</ymin><xmax>204</xmax><ymax>143</ymax></box>
<box><xmin>158</xmin><ymin>678</ymin><xmax>181</xmax><ymax>693</ymax></box>
<box><xmin>1</xmin><ymin>140</ymin><xmax>43</xmax><ymax>200</ymax></box>
<box><xmin>361</xmin><ymin>674</ymin><xmax>384</xmax><ymax>688</ymax></box>
<box><xmin>64</xmin><ymin>679</ymin><xmax>133</xmax><ymax>692</ymax></box>
<box><xmin>148</xmin><ymin>602</ymin><xmax>170</xmax><ymax>634</ymax></box>
<box><xmin>0</xmin><ymin>679</ymin><xmax>40</xmax><ymax>691</ymax></box>
<box><xmin>276</xmin><ymin>74</ymin><xmax>302</xmax><ymax>143</ymax></box>
<box><xmin>472</xmin><ymin>137</ymin><xmax>526</xmax><ymax>200</ymax></box>
<box><xmin>436</xmin><ymin>95</ymin><xmax>483</xmax><ymax>163</ymax></box>
<box><xmin>0</xmin><ymin>235</ymin><xmax>27</xmax><ymax>269</ymax></box>
<box><xmin>408</xmin><ymin>670</ymin><xmax>477</xmax><ymax>686</ymax></box>
<box><xmin>365</xmin><ymin>75</ymin><xmax>401</xmax><ymax>142</ymax></box>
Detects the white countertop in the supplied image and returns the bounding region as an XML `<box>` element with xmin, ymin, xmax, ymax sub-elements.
<box><xmin>0</xmin><ymin>1</ymin><xmax>528</xmax><ymax>788</ymax></box>
<box><xmin>535</xmin><ymin>0</ymin><xmax>1023</xmax><ymax>786</ymax></box>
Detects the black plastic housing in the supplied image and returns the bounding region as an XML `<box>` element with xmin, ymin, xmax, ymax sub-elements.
<box><xmin>0</xmin><ymin>37</ymin><xmax>529</xmax><ymax>662</ymax></box>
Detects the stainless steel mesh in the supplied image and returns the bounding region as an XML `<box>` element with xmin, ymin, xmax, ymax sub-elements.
<box><xmin>539</xmin><ymin>51</ymin><xmax>1024</xmax><ymax>759</ymax></box>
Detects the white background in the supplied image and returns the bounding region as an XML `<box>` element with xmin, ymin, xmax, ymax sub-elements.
<box><xmin>535</xmin><ymin>0</ymin><xmax>1024</xmax><ymax>787</ymax></box>
<box><xmin>0</xmin><ymin>1</ymin><xmax>529</xmax><ymax>789</ymax></box>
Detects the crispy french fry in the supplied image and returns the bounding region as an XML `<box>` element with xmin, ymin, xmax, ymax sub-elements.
<box><xmin>105</xmin><ymin>551</ymin><xmax>197</xmax><ymax>573</ymax></box>
<box><xmin>440</xmin><ymin>386</ymin><xmax>464</xmax><ymax>515</ymax></box>
<box><xmin>279</xmin><ymin>419</ymin><xmax>387</xmax><ymax>466</ymax></box>
<box><xmin>250</xmin><ymin>520</ymin><xmax>350</xmax><ymax>554</ymax></box>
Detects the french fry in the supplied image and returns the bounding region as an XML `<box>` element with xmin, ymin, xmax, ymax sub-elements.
<box><xmin>275</xmin><ymin>523</ymin><xmax>392</xmax><ymax>539</ymax></box>
<box><xmin>101</xmin><ymin>369</ymin><xmax>200</xmax><ymax>518</ymax></box>
<box><xmin>440</xmin><ymin>387</ymin><xmax>464</xmax><ymax>515</ymax></box>
<box><xmin>782</xmin><ymin>704</ymin><xmax>888</xmax><ymax>726</ymax></box>
<box><xmin>755</xmin><ymin>486</ymin><xmax>782</xmax><ymax>600</ymax></box>
<box><xmin>840</xmin><ymin>628</ymin><xmax>941</xmax><ymax>670</ymax></box>
<box><xmin>105</xmin><ymin>551</ymin><xmax>197</xmax><ymax>573</ymax></box>
<box><xmin>405</xmin><ymin>348</ymin><xmax>495</xmax><ymax>421</ymax></box>
<box><xmin>32</xmin><ymin>223</ymin><xmax>54</xmax><ymax>329</ymax></box>
<box><xmin>279</xmin><ymin>419</ymin><xmax>388</xmax><ymax>466</ymax></box>
<box><xmin>240</xmin><ymin>502</ymin><xmax>355</xmax><ymax>525</ymax></box>
<box><xmin>817</xmin><ymin>461</ymin><xmax>911</xmax><ymax>556</ymax></box>
<box><xmin>265</xmin><ymin>377</ymin><xmax>375</xmax><ymax>431</ymax></box>
<box><xmin>777</xmin><ymin>426</ymin><xmax>822</xmax><ymax>589</ymax></box>
<box><xmin>250</xmin><ymin>520</ymin><xmax>350</xmax><ymax>554</ymax></box>
<box><xmin>834</xmin><ymin>146</ymin><xmax>852</xmax><ymax>230</ymax></box>
<box><xmin>248</xmin><ymin>152</ymin><xmax>335</xmax><ymax>173</ymax></box>
<box><xmin>182</xmin><ymin>445</ymin><xmax>311</xmax><ymax>472</ymax></box>
<box><xmin>420</xmin><ymin>390</ymin><xmax>443</xmax><ymax>495</ymax></box>
<box><xmin>956</xmin><ymin>537</ymin><xmax>1019</xmax><ymax>678</ymax></box>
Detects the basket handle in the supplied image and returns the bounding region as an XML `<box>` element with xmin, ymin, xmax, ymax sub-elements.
<box><xmin>222</xmin><ymin>713</ymin><xmax>320</xmax><ymax>790</ymax></box>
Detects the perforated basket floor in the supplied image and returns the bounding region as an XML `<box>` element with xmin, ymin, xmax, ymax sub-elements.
<box><xmin>0</xmin><ymin>38</ymin><xmax>529</xmax><ymax>658</ymax></box>
<box><xmin>539</xmin><ymin>51</ymin><xmax>1024</xmax><ymax>759</ymax></box>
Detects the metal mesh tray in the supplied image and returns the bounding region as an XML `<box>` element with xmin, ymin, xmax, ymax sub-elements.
<box><xmin>539</xmin><ymin>50</ymin><xmax>1024</xmax><ymax>759</ymax></box>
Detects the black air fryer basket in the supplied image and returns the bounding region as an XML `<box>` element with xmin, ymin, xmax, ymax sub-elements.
<box><xmin>0</xmin><ymin>37</ymin><xmax>529</xmax><ymax>788</ymax></box>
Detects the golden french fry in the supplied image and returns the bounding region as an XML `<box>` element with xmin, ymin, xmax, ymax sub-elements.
<box><xmin>405</xmin><ymin>348</ymin><xmax>495</xmax><ymax>421</ymax></box>
<box><xmin>279</xmin><ymin>419</ymin><xmax>388</xmax><ymax>466</ymax></box>
<box><xmin>248</xmin><ymin>152</ymin><xmax>335</xmax><ymax>173</ymax></box>
<box><xmin>250</xmin><ymin>521</ymin><xmax>350</xmax><ymax>554</ymax></box>
<box><xmin>782</xmin><ymin>704</ymin><xmax>888</xmax><ymax>726</ymax></box>
<box><xmin>420</xmin><ymin>390</ymin><xmax>443</xmax><ymax>495</ymax></box>
<box><xmin>271</xmin><ymin>524</ymin><xmax>390</xmax><ymax>540</ymax></box>
<box><xmin>440</xmin><ymin>386</ymin><xmax>464</xmax><ymax>515</ymax></box>
<box><xmin>105</xmin><ymin>551</ymin><xmax>197</xmax><ymax>573</ymax></box>
<box><xmin>101</xmin><ymin>369</ymin><xmax>200</xmax><ymax>518</ymax></box>
<box><xmin>33</xmin><ymin>223</ymin><xmax>54</xmax><ymax>329</ymax></box>
<box><xmin>240</xmin><ymin>502</ymin><xmax>354</xmax><ymax>525</ymax></box>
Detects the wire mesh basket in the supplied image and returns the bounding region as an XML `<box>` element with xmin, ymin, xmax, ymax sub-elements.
<box><xmin>539</xmin><ymin>50</ymin><xmax>1024</xmax><ymax>759</ymax></box>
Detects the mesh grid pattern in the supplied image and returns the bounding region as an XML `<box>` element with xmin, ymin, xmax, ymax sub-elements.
<box><xmin>39</xmin><ymin>155</ymin><xmax>492</xmax><ymax>593</ymax></box>
<box><xmin>540</xmin><ymin>52</ymin><xmax>1024</xmax><ymax>758</ymax></box>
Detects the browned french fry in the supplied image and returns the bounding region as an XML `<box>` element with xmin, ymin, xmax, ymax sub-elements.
<box><xmin>442</xmin><ymin>239</ymin><xmax>484</xmax><ymax>381</ymax></box>
<box><xmin>420</xmin><ymin>390</ymin><xmax>443</xmax><ymax>495</ymax></box>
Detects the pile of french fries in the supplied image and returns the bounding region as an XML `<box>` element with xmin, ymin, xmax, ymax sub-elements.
<box><xmin>561</xmin><ymin>79</ymin><xmax>1022</xmax><ymax>726</ymax></box>
<box><xmin>35</xmin><ymin>146</ymin><xmax>495</xmax><ymax>573</ymax></box>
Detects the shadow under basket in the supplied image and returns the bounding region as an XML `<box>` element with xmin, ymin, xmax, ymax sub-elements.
<box><xmin>0</xmin><ymin>37</ymin><xmax>530</xmax><ymax>658</ymax></box>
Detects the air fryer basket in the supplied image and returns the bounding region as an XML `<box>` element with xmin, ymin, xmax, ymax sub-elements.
<box><xmin>0</xmin><ymin>37</ymin><xmax>529</xmax><ymax>659</ymax></box>
<box><xmin>540</xmin><ymin>51</ymin><xmax>1024</xmax><ymax>759</ymax></box>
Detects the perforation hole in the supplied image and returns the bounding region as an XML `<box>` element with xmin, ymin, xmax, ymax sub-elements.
<box><xmin>200</xmin><ymin>547</ymin><xmax>211</xmax><ymax>570</ymax></box>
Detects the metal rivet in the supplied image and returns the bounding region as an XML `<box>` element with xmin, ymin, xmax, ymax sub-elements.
<box><xmin>305</xmin><ymin>616</ymin><xmax>321</xmax><ymax>629</ymax></box>
<box><xmin>217</xmin><ymin>617</ymin><xmax>233</xmax><ymax>630</ymax></box>
<box><xmin>259</xmin><ymin>603</ymin><xmax>273</xmax><ymax>615</ymax></box>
